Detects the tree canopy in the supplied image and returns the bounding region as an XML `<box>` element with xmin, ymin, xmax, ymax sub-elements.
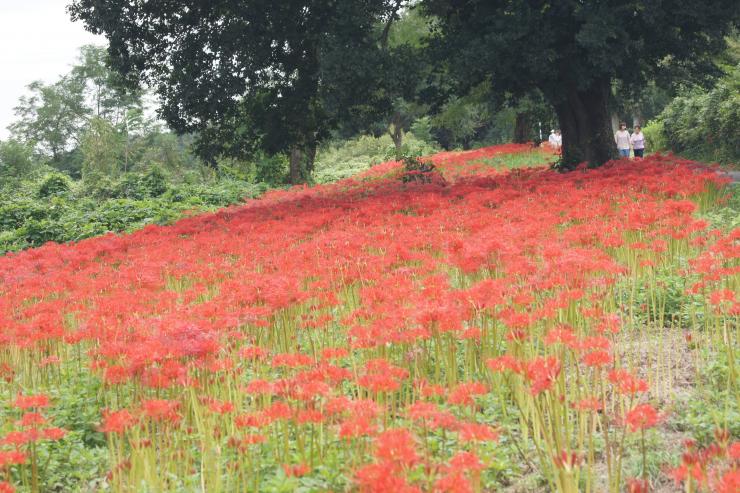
<box><xmin>68</xmin><ymin>1</ymin><xmax>402</xmax><ymax>182</ymax></box>
<box><xmin>68</xmin><ymin>1</ymin><xmax>739</xmax><ymax>172</ymax></box>
<box><xmin>422</xmin><ymin>0</ymin><xmax>739</xmax><ymax>167</ymax></box>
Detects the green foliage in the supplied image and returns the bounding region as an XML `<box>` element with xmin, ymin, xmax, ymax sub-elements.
<box><xmin>0</xmin><ymin>169</ymin><xmax>266</xmax><ymax>254</ymax></box>
<box><xmin>401</xmin><ymin>154</ymin><xmax>438</xmax><ymax>183</ymax></box>
<box><xmin>656</xmin><ymin>66</ymin><xmax>740</xmax><ymax>164</ymax></box>
<box><xmin>37</xmin><ymin>173</ymin><xmax>71</xmax><ymax>198</ymax></box>
<box><xmin>0</xmin><ymin>139</ymin><xmax>35</xmax><ymax>179</ymax></box>
<box><xmin>81</xmin><ymin>116</ymin><xmax>123</xmax><ymax>179</ymax></box>
<box><xmin>642</xmin><ymin>120</ymin><xmax>668</xmax><ymax>152</ymax></box>
<box><xmin>314</xmin><ymin>134</ymin><xmax>438</xmax><ymax>184</ymax></box>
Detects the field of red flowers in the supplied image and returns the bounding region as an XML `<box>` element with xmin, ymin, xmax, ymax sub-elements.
<box><xmin>0</xmin><ymin>145</ymin><xmax>737</xmax><ymax>493</ymax></box>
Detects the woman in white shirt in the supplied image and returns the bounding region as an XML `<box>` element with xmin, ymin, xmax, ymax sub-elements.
<box><xmin>630</xmin><ymin>125</ymin><xmax>646</xmax><ymax>158</ymax></box>
<box><xmin>614</xmin><ymin>122</ymin><xmax>631</xmax><ymax>158</ymax></box>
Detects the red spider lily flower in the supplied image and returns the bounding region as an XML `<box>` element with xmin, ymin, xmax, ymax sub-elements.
<box><xmin>12</xmin><ymin>394</ymin><xmax>50</xmax><ymax>410</ymax></box>
<box><xmin>39</xmin><ymin>356</ymin><xmax>61</xmax><ymax>367</ymax></box>
<box><xmin>544</xmin><ymin>325</ymin><xmax>578</xmax><ymax>348</ymax></box>
<box><xmin>264</xmin><ymin>401</ymin><xmax>292</xmax><ymax>421</ymax></box>
<box><xmin>354</xmin><ymin>462</ymin><xmax>421</xmax><ymax>493</ymax></box>
<box><xmin>525</xmin><ymin>356</ymin><xmax>561</xmax><ymax>395</ymax></box>
<box><xmin>358</xmin><ymin>359</ymin><xmax>409</xmax><ymax>393</ymax></box>
<box><xmin>42</xmin><ymin>427</ymin><xmax>66</xmax><ymax>441</ymax></box>
<box><xmin>297</xmin><ymin>409</ymin><xmax>324</xmax><ymax>425</ymax></box>
<box><xmin>729</xmin><ymin>442</ymin><xmax>740</xmax><ymax>460</ymax></box>
<box><xmin>553</xmin><ymin>450</ymin><xmax>583</xmax><ymax>472</ymax></box>
<box><xmin>414</xmin><ymin>379</ymin><xmax>446</xmax><ymax>398</ymax></box>
<box><xmin>582</xmin><ymin>350</ymin><xmax>612</xmax><ymax>368</ymax></box>
<box><xmin>448</xmin><ymin>382</ymin><xmax>488</xmax><ymax>406</ymax></box>
<box><xmin>714</xmin><ymin>470</ymin><xmax>740</xmax><ymax>493</ymax></box>
<box><xmin>340</xmin><ymin>417</ymin><xmax>377</xmax><ymax>440</ymax></box>
<box><xmin>271</xmin><ymin>352</ymin><xmax>314</xmax><ymax>368</ymax></box>
<box><xmin>17</xmin><ymin>412</ymin><xmax>46</xmax><ymax>428</ymax></box>
<box><xmin>0</xmin><ymin>450</ymin><xmax>26</xmax><ymax>467</ymax></box>
<box><xmin>0</xmin><ymin>481</ymin><xmax>15</xmax><ymax>493</ymax></box>
<box><xmin>238</xmin><ymin>346</ymin><xmax>268</xmax><ymax>360</ymax></box>
<box><xmin>608</xmin><ymin>369</ymin><xmax>649</xmax><ymax>395</ymax></box>
<box><xmin>99</xmin><ymin>409</ymin><xmax>137</xmax><ymax>434</ymax></box>
<box><xmin>457</xmin><ymin>422</ymin><xmax>499</xmax><ymax>443</ymax></box>
<box><xmin>242</xmin><ymin>378</ymin><xmax>274</xmax><ymax>395</ymax></box>
<box><xmin>206</xmin><ymin>399</ymin><xmax>235</xmax><ymax>415</ymax></box>
<box><xmin>321</xmin><ymin>347</ymin><xmax>349</xmax><ymax>360</ymax></box>
<box><xmin>282</xmin><ymin>463</ymin><xmax>310</xmax><ymax>477</ymax></box>
<box><xmin>234</xmin><ymin>413</ymin><xmax>271</xmax><ymax>428</ymax></box>
<box><xmin>626</xmin><ymin>478</ymin><xmax>649</xmax><ymax>493</ymax></box>
<box><xmin>2</xmin><ymin>430</ymin><xmax>41</xmax><ymax>446</ymax></box>
<box><xmin>485</xmin><ymin>355</ymin><xmax>522</xmax><ymax>374</ymax></box>
<box><xmin>434</xmin><ymin>469</ymin><xmax>473</xmax><ymax>493</ymax></box>
<box><xmin>448</xmin><ymin>451</ymin><xmax>484</xmax><ymax>472</ymax></box>
<box><xmin>572</xmin><ymin>397</ymin><xmax>603</xmax><ymax>412</ymax></box>
<box><xmin>374</xmin><ymin>428</ymin><xmax>418</xmax><ymax>467</ymax></box>
<box><xmin>140</xmin><ymin>399</ymin><xmax>181</xmax><ymax>423</ymax></box>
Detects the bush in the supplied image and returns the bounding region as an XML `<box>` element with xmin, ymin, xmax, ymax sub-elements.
<box><xmin>37</xmin><ymin>173</ymin><xmax>71</xmax><ymax>198</ymax></box>
<box><xmin>314</xmin><ymin>134</ymin><xmax>438</xmax><ymax>184</ymax></box>
<box><xmin>642</xmin><ymin>120</ymin><xmax>668</xmax><ymax>152</ymax></box>
<box><xmin>654</xmin><ymin>66</ymin><xmax>740</xmax><ymax>164</ymax></box>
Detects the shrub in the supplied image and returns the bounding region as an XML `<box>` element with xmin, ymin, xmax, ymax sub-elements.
<box><xmin>655</xmin><ymin>67</ymin><xmax>740</xmax><ymax>164</ymax></box>
<box><xmin>37</xmin><ymin>173</ymin><xmax>71</xmax><ymax>198</ymax></box>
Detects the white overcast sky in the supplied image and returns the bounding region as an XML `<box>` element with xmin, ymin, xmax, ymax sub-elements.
<box><xmin>0</xmin><ymin>0</ymin><xmax>104</xmax><ymax>139</ymax></box>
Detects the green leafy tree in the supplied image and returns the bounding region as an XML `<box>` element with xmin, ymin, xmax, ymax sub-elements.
<box><xmin>10</xmin><ymin>76</ymin><xmax>89</xmax><ymax>162</ymax></box>
<box><xmin>423</xmin><ymin>0</ymin><xmax>739</xmax><ymax>168</ymax></box>
<box><xmin>0</xmin><ymin>139</ymin><xmax>35</xmax><ymax>180</ymax></box>
<box><xmin>81</xmin><ymin>117</ymin><xmax>123</xmax><ymax>181</ymax></box>
<box><xmin>72</xmin><ymin>45</ymin><xmax>144</xmax><ymax>124</ymax></box>
<box><xmin>69</xmin><ymin>1</ymin><xmax>398</xmax><ymax>183</ymax></box>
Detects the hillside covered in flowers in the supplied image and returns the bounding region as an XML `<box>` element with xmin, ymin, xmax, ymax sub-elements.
<box><xmin>0</xmin><ymin>145</ymin><xmax>737</xmax><ymax>493</ymax></box>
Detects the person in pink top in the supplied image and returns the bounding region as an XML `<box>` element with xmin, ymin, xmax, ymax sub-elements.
<box><xmin>630</xmin><ymin>125</ymin><xmax>646</xmax><ymax>158</ymax></box>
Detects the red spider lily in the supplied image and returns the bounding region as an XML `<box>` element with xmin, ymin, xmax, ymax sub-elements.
<box><xmin>457</xmin><ymin>422</ymin><xmax>498</xmax><ymax>443</ymax></box>
<box><xmin>12</xmin><ymin>394</ymin><xmax>50</xmax><ymax>410</ymax></box>
<box><xmin>17</xmin><ymin>412</ymin><xmax>46</xmax><ymax>428</ymax></box>
<box><xmin>0</xmin><ymin>481</ymin><xmax>15</xmax><ymax>493</ymax></box>
<box><xmin>374</xmin><ymin>428</ymin><xmax>418</xmax><ymax>468</ymax></box>
<box><xmin>626</xmin><ymin>478</ymin><xmax>649</xmax><ymax>493</ymax></box>
<box><xmin>434</xmin><ymin>469</ymin><xmax>473</xmax><ymax>493</ymax></box>
<box><xmin>582</xmin><ymin>349</ymin><xmax>613</xmax><ymax>368</ymax></box>
<box><xmin>608</xmin><ymin>369</ymin><xmax>649</xmax><ymax>395</ymax></box>
<box><xmin>447</xmin><ymin>382</ymin><xmax>488</xmax><ymax>406</ymax></box>
<box><xmin>99</xmin><ymin>409</ymin><xmax>137</xmax><ymax>434</ymax></box>
<box><xmin>625</xmin><ymin>404</ymin><xmax>662</xmax><ymax>432</ymax></box>
<box><xmin>354</xmin><ymin>462</ymin><xmax>421</xmax><ymax>493</ymax></box>
<box><xmin>525</xmin><ymin>356</ymin><xmax>562</xmax><ymax>395</ymax></box>
<box><xmin>0</xmin><ymin>451</ymin><xmax>26</xmax><ymax>467</ymax></box>
<box><xmin>0</xmin><ymin>146</ymin><xmax>730</xmax><ymax>491</ymax></box>
<box><xmin>553</xmin><ymin>450</ymin><xmax>583</xmax><ymax>472</ymax></box>
<box><xmin>448</xmin><ymin>451</ymin><xmax>484</xmax><ymax>472</ymax></box>
<box><xmin>714</xmin><ymin>470</ymin><xmax>740</xmax><ymax>493</ymax></box>
<box><xmin>140</xmin><ymin>399</ymin><xmax>181</xmax><ymax>423</ymax></box>
<box><xmin>282</xmin><ymin>463</ymin><xmax>310</xmax><ymax>477</ymax></box>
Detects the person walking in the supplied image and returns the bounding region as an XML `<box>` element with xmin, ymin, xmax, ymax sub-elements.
<box><xmin>614</xmin><ymin>122</ymin><xmax>631</xmax><ymax>158</ymax></box>
<box><xmin>630</xmin><ymin>125</ymin><xmax>645</xmax><ymax>158</ymax></box>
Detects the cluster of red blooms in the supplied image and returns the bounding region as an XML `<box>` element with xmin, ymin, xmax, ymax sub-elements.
<box><xmin>0</xmin><ymin>145</ymin><xmax>735</xmax><ymax>491</ymax></box>
<box><xmin>0</xmin><ymin>394</ymin><xmax>66</xmax><ymax>491</ymax></box>
<box><xmin>669</xmin><ymin>431</ymin><xmax>740</xmax><ymax>493</ymax></box>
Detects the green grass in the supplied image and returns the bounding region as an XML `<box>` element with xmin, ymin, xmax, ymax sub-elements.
<box><xmin>475</xmin><ymin>150</ymin><xmax>557</xmax><ymax>169</ymax></box>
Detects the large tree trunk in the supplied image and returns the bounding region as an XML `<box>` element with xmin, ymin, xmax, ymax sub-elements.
<box><xmin>306</xmin><ymin>140</ymin><xmax>317</xmax><ymax>176</ymax></box>
<box><xmin>289</xmin><ymin>146</ymin><xmax>304</xmax><ymax>185</ymax></box>
<box><xmin>554</xmin><ymin>79</ymin><xmax>616</xmax><ymax>169</ymax></box>
<box><xmin>513</xmin><ymin>112</ymin><xmax>530</xmax><ymax>143</ymax></box>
